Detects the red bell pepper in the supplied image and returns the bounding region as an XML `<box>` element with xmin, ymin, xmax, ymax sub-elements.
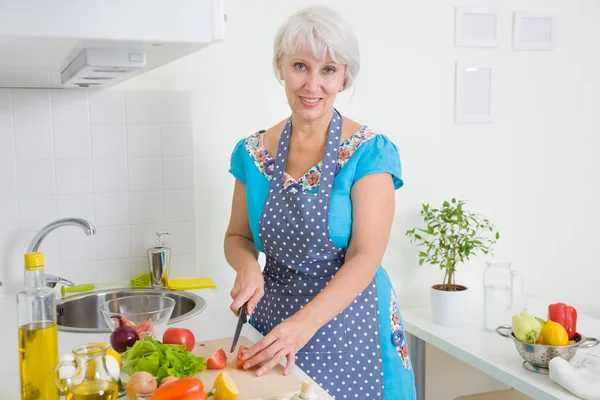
<box><xmin>548</xmin><ymin>303</ymin><xmax>578</xmax><ymax>339</ymax></box>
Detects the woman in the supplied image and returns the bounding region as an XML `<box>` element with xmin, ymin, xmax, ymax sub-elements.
<box><xmin>224</xmin><ymin>6</ymin><xmax>416</xmax><ymax>399</ymax></box>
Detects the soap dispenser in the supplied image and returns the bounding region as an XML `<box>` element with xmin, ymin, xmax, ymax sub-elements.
<box><xmin>148</xmin><ymin>231</ymin><xmax>170</xmax><ymax>288</ymax></box>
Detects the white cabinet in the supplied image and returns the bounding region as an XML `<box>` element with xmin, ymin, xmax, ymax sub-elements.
<box><xmin>0</xmin><ymin>0</ymin><xmax>225</xmax><ymax>88</ymax></box>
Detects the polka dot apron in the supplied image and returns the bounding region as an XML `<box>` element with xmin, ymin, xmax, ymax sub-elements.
<box><xmin>253</xmin><ymin>110</ymin><xmax>384</xmax><ymax>399</ymax></box>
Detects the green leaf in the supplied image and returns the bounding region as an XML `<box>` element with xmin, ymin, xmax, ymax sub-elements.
<box><xmin>121</xmin><ymin>336</ymin><xmax>206</xmax><ymax>379</ymax></box>
<box><xmin>496</xmin><ymin>232</ymin><xmax>500</xmax><ymax>239</ymax></box>
<box><xmin>419</xmin><ymin>258</ymin><xmax>425</xmax><ymax>265</ymax></box>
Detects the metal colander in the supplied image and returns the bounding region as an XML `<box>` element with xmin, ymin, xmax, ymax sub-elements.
<box><xmin>496</xmin><ymin>325</ymin><xmax>599</xmax><ymax>368</ymax></box>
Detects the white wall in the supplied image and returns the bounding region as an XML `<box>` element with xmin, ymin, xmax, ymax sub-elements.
<box><xmin>0</xmin><ymin>89</ymin><xmax>197</xmax><ymax>294</ymax></box>
<box><xmin>118</xmin><ymin>0</ymin><xmax>600</xmax><ymax>397</ymax></box>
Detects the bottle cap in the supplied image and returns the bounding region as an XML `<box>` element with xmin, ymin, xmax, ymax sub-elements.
<box><xmin>301</xmin><ymin>380</ymin><xmax>312</xmax><ymax>392</ymax></box>
<box><xmin>24</xmin><ymin>252</ymin><xmax>44</xmax><ymax>271</ymax></box>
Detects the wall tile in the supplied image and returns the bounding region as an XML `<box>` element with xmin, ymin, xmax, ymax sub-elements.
<box><xmin>161</xmin><ymin>125</ymin><xmax>194</xmax><ymax>157</ymax></box>
<box><xmin>128</xmin><ymin>158</ymin><xmax>162</xmax><ymax>191</ymax></box>
<box><xmin>96</xmin><ymin>259</ymin><xmax>131</xmax><ymax>283</ymax></box>
<box><xmin>130</xmin><ymin>224</ymin><xmax>163</xmax><ymax>258</ymax></box>
<box><xmin>130</xmin><ymin>191</ymin><xmax>163</xmax><ymax>224</ymax></box>
<box><xmin>163</xmin><ymin>222</ymin><xmax>196</xmax><ymax>255</ymax></box>
<box><xmin>163</xmin><ymin>191</ymin><xmax>195</xmax><ymax>223</ymax></box>
<box><xmin>0</xmin><ymin>89</ymin><xmax>11</xmax><ymax>118</ymax></box>
<box><xmin>127</xmin><ymin>124</ymin><xmax>161</xmax><ymax>158</ymax></box>
<box><xmin>14</xmin><ymin>120</ymin><xmax>53</xmax><ymax>159</ymax></box>
<box><xmin>169</xmin><ymin>254</ymin><xmax>197</xmax><ymax>278</ymax></box>
<box><xmin>162</xmin><ymin>158</ymin><xmax>194</xmax><ymax>190</ymax></box>
<box><xmin>16</xmin><ymin>158</ymin><xmax>56</xmax><ymax>195</ymax></box>
<box><xmin>126</xmin><ymin>92</ymin><xmax>161</xmax><ymax>124</ymax></box>
<box><xmin>0</xmin><ymin>159</ymin><xmax>17</xmax><ymax>197</ymax></box>
<box><xmin>0</xmin><ymin>89</ymin><xmax>195</xmax><ymax>291</ymax></box>
<box><xmin>57</xmin><ymin>194</ymin><xmax>95</xmax><ymax>222</ymax></box>
<box><xmin>95</xmin><ymin>225</ymin><xmax>130</xmax><ymax>260</ymax></box>
<box><xmin>0</xmin><ymin>116</ymin><xmax>14</xmax><ymax>160</ymax></box>
<box><xmin>60</xmin><ymin>261</ymin><xmax>97</xmax><ymax>285</ymax></box>
<box><xmin>11</xmin><ymin>89</ymin><xmax>50</xmax><ymax>122</ymax></box>
<box><xmin>58</xmin><ymin>226</ymin><xmax>96</xmax><ymax>263</ymax></box>
<box><xmin>51</xmin><ymin>90</ymin><xmax>89</xmax><ymax>125</ymax></box>
<box><xmin>93</xmin><ymin>159</ymin><xmax>128</xmax><ymax>193</ymax></box>
<box><xmin>55</xmin><ymin>159</ymin><xmax>93</xmax><ymax>194</ymax></box>
<box><xmin>18</xmin><ymin>195</ymin><xmax>57</xmax><ymax>230</ymax></box>
<box><xmin>160</xmin><ymin>92</ymin><xmax>192</xmax><ymax>124</ymax></box>
<box><xmin>89</xmin><ymin>91</ymin><xmax>125</xmax><ymax>123</ymax></box>
<box><xmin>91</xmin><ymin>123</ymin><xmax>127</xmax><ymax>158</ymax></box>
<box><xmin>0</xmin><ymin>197</ymin><xmax>19</xmax><ymax>232</ymax></box>
<box><xmin>94</xmin><ymin>193</ymin><xmax>129</xmax><ymax>226</ymax></box>
<box><xmin>53</xmin><ymin>122</ymin><xmax>91</xmax><ymax>159</ymax></box>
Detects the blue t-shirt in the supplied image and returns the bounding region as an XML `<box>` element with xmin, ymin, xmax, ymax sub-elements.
<box><xmin>228</xmin><ymin>127</ymin><xmax>404</xmax><ymax>252</ymax></box>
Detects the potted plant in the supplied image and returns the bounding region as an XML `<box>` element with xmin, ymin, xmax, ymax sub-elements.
<box><xmin>406</xmin><ymin>198</ymin><xmax>500</xmax><ymax>326</ymax></box>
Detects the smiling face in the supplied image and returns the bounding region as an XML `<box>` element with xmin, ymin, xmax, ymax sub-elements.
<box><xmin>277</xmin><ymin>48</ymin><xmax>346</xmax><ymax>123</ymax></box>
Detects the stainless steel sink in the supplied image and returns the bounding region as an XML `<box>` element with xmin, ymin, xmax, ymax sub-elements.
<box><xmin>57</xmin><ymin>288</ymin><xmax>206</xmax><ymax>333</ymax></box>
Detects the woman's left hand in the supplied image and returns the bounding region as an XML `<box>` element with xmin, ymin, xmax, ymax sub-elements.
<box><xmin>241</xmin><ymin>314</ymin><xmax>318</xmax><ymax>377</ymax></box>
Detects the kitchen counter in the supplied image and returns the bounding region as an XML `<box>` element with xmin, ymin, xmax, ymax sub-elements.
<box><xmin>0</xmin><ymin>288</ymin><xmax>332</xmax><ymax>400</ymax></box>
<box><xmin>402</xmin><ymin>305</ymin><xmax>600</xmax><ymax>400</ymax></box>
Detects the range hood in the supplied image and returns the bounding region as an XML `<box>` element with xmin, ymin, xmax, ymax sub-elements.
<box><xmin>0</xmin><ymin>0</ymin><xmax>225</xmax><ymax>89</ymax></box>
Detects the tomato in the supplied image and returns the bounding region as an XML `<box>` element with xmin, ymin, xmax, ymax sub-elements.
<box><xmin>236</xmin><ymin>345</ymin><xmax>248</xmax><ymax>369</ymax></box>
<box><xmin>162</xmin><ymin>328</ymin><xmax>196</xmax><ymax>352</ymax></box>
<box><xmin>150</xmin><ymin>376</ymin><xmax>204</xmax><ymax>400</ymax></box>
<box><xmin>207</xmin><ymin>348</ymin><xmax>227</xmax><ymax>370</ymax></box>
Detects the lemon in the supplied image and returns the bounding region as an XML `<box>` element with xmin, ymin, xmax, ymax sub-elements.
<box><xmin>213</xmin><ymin>372</ymin><xmax>239</xmax><ymax>400</ymax></box>
<box><xmin>541</xmin><ymin>320</ymin><xmax>569</xmax><ymax>346</ymax></box>
<box><xmin>106</xmin><ymin>347</ymin><xmax>121</xmax><ymax>366</ymax></box>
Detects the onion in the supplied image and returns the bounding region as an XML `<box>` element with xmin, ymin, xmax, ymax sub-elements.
<box><xmin>160</xmin><ymin>376</ymin><xmax>179</xmax><ymax>386</ymax></box>
<box><xmin>111</xmin><ymin>315</ymin><xmax>140</xmax><ymax>353</ymax></box>
<box><xmin>126</xmin><ymin>371</ymin><xmax>157</xmax><ymax>400</ymax></box>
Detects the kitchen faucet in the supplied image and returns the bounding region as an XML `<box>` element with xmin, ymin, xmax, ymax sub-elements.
<box><xmin>27</xmin><ymin>218</ymin><xmax>97</xmax><ymax>288</ymax></box>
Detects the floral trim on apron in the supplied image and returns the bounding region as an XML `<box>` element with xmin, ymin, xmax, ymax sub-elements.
<box><xmin>389</xmin><ymin>289</ymin><xmax>411</xmax><ymax>370</ymax></box>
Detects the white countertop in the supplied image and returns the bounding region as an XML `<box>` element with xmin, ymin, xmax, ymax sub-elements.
<box><xmin>402</xmin><ymin>305</ymin><xmax>600</xmax><ymax>400</ymax></box>
<box><xmin>0</xmin><ymin>288</ymin><xmax>332</xmax><ymax>400</ymax></box>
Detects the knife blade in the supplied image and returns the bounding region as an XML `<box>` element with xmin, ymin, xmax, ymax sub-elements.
<box><xmin>230</xmin><ymin>301</ymin><xmax>248</xmax><ymax>353</ymax></box>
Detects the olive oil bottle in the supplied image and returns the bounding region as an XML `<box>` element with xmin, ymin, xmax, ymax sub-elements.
<box><xmin>17</xmin><ymin>253</ymin><xmax>59</xmax><ymax>400</ymax></box>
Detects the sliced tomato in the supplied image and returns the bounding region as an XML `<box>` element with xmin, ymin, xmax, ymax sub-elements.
<box><xmin>114</xmin><ymin>316</ymin><xmax>138</xmax><ymax>329</ymax></box>
<box><xmin>236</xmin><ymin>345</ymin><xmax>248</xmax><ymax>369</ymax></box>
<box><xmin>137</xmin><ymin>318</ymin><xmax>154</xmax><ymax>338</ymax></box>
<box><xmin>207</xmin><ymin>348</ymin><xmax>227</xmax><ymax>370</ymax></box>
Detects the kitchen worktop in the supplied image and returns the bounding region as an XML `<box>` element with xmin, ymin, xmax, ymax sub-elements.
<box><xmin>402</xmin><ymin>305</ymin><xmax>600</xmax><ymax>400</ymax></box>
<box><xmin>0</xmin><ymin>288</ymin><xmax>332</xmax><ymax>400</ymax></box>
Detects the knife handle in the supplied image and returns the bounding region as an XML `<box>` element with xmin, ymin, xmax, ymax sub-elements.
<box><xmin>239</xmin><ymin>302</ymin><xmax>248</xmax><ymax>323</ymax></box>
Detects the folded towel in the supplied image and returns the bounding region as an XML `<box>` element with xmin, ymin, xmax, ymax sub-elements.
<box><xmin>549</xmin><ymin>353</ymin><xmax>600</xmax><ymax>400</ymax></box>
<box><xmin>165</xmin><ymin>277</ymin><xmax>216</xmax><ymax>291</ymax></box>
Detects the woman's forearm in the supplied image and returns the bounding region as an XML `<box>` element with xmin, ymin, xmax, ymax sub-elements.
<box><xmin>224</xmin><ymin>234</ymin><xmax>260</xmax><ymax>272</ymax></box>
<box><xmin>297</xmin><ymin>252</ymin><xmax>380</xmax><ymax>330</ymax></box>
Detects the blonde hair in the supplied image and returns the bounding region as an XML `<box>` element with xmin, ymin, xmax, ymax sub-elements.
<box><xmin>273</xmin><ymin>6</ymin><xmax>360</xmax><ymax>91</ymax></box>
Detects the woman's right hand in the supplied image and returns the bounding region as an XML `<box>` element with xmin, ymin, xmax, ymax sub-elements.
<box><xmin>230</xmin><ymin>262</ymin><xmax>264</xmax><ymax>317</ymax></box>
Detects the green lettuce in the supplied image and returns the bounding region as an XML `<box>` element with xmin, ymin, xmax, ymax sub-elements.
<box><xmin>121</xmin><ymin>336</ymin><xmax>206</xmax><ymax>381</ymax></box>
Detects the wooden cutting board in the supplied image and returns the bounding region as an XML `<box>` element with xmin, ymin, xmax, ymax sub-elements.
<box><xmin>192</xmin><ymin>336</ymin><xmax>303</xmax><ymax>400</ymax></box>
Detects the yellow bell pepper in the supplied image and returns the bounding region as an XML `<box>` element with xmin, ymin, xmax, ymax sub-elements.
<box><xmin>541</xmin><ymin>320</ymin><xmax>569</xmax><ymax>346</ymax></box>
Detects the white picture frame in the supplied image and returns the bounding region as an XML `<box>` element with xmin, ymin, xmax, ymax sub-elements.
<box><xmin>455</xmin><ymin>62</ymin><xmax>495</xmax><ymax>124</ymax></box>
<box><xmin>513</xmin><ymin>11</ymin><xmax>557</xmax><ymax>50</ymax></box>
<box><xmin>455</xmin><ymin>7</ymin><xmax>499</xmax><ymax>47</ymax></box>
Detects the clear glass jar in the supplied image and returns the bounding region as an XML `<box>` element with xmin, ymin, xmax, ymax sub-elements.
<box><xmin>483</xmin><ymin>262</ymin><xmax>521</xmax><ymax>330</ymax></box>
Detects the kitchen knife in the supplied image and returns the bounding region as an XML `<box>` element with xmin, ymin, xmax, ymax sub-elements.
<box><xmin>230</xmin><ymin>301</ymin><xmax>248</xmax><ymax>353</ymax></box>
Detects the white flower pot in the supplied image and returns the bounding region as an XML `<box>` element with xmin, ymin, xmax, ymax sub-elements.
<box><xmin>430</xmin><ymin>284</ymin><xmax>469</xmax><ymax>326</ymax></box>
